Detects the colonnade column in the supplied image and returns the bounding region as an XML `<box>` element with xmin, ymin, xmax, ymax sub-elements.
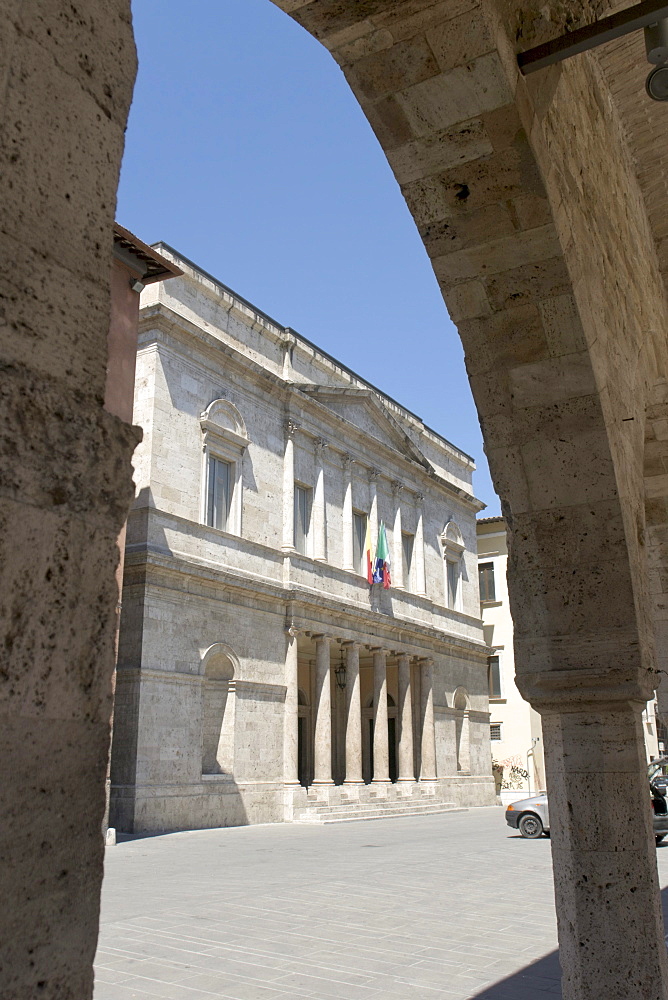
<box><xmin>342</xmin><ymin>455</ymin><xmax>354</xmax><ymax>572</ymax></box>
<box><xmin>420</xmin><ymin>657</ymin><xmax>437</xmax><ymax>781</ymax></box>
<box><xmin>414</xmin><ymin>493</ymin><xmax>427</xmax><ymax>597</ymax></box>
<box><xmin>283</xmin><ymin>626</ymin><xmax>300</xmax><ymax>784</ymax></box>
<box><xmin>372</xmin><ymin>647</ymin><xmax>390</xmax><ymax>782</ymax></box>
<box><xmin>397</xmin><ymin>652</ymin><xmax>414</xmax><ymax>781</ymax></box>
<box><xmin>312</xmin><ymin>634</ymin><xmax>333</xmax><ymax>785</ymax></box>
<box><xmin>343</xmin><ymin>641</ymin><xmax>363</xmax><ymax>784</ymax></box>
<box><xmin>313</xmin><ymin>438</ymin><xmax>328</xmax><ymax>563</ymax></box>
<box><xmin>281</xmin><ymin>419</ymin><xmax>299</xmax><ymax>552</ymax></box>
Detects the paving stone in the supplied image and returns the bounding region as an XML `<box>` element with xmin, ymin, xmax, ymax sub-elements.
<box><xmin>94</xmin><ymin>807</ymin><xmax>668</xmax><ymax>1000</ymax></box>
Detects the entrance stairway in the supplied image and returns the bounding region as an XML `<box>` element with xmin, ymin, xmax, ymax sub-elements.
<box><xmin>291</xmin><ymin>782</ymin><xmax>466</xmax><ymax>825</ymax></box>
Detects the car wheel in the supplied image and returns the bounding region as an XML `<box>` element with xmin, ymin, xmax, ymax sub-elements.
<box><xmin>656</xmin><ymin>835</ymin><xmax>666</xmax><ymax>845</ymax></box>
<box><xmin>518</xmin><ymin>813</ymin><xmax>543</xmax><ymax>839</ymax></box>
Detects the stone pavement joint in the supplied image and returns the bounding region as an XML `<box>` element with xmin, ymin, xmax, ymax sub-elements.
<box><xmin>94</xmin><ymin>808</ymin><xmax>668</xmax><ymax>1000</ymax></box>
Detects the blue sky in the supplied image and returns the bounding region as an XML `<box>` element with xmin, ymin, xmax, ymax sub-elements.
<box><xmin>118</xmin><ymin>0</ymin><xmax>500</xmax><ymax>514</ymax></box>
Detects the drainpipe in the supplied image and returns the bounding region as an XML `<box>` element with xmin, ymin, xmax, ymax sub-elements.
<box><xmin>526</xmin><ymin>737</ymin><xmax>540</xmax><ymax>796</ymax></box>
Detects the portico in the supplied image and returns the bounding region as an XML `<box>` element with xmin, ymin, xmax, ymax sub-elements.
<box><xmin>283</xmin><ymin>621</ymin><xmax>490</xmax><ymax>821</ymax></box>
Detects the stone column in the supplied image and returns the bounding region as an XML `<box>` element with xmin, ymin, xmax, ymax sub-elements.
<box><xmin>392</xmin><ymin>481</ymin><xmax>404</xmax><ymax>588</ymax></box>
<box><xmin>540</xmin><ymin>700</ymin><xmax>668</xmax><ymax>1000</ymax></box>
<box><xmin>282</xmin><ymin>419</ymin><xmax>299</xmax><ymax>552</ymax></box>
<box><xmin>312</xmin><ymin>634</ymin><xmax>333</xmax><ymax>785</ymax></box>
<box><xmin>343</xmin><ymin>641</ymin><xmax>363</xmax><ymax>784</ymax></box>
<box><xmin>397</xmin><ymin>653</ymin><xmax>414</xmax><ymax>781</ymax></box>
<box><xmin>313</xmin><ymin>438</ymin><xmax>327</xmax><ymax>562</ymax></box>
<box><xmin>414</xmin><ymin>493</ymin><xmax>427</xmax><ymax>597</ymax></box>
<box><xmin>372</xmin><ymin>647</ymin><xmax>390</xmax><ymax>782</ymax></box>
<box><xmin>283</xmin><ymin>626</ymin><xmax>300</xmax><ymax>785</ymax></box>
<box><xmin>420</xmin><ymin>657</ymin><xmax>437</xmax><ymax>781</ymax></box>
<box><xmin>342</xmin><ymin>455</ymin><xmax>354</xmax><ymax>572</ymax></box>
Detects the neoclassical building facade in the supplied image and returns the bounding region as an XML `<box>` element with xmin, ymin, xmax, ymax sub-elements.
<box><xmin>110</xmin><ymin>247</ymin><xmax>495</xmax><ymax>832</ymax></box>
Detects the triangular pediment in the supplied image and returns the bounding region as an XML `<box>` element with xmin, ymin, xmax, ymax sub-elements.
<box><xmin>298</xmin><ymin>385</ymin><xmax>432</xmax><ymax>471</ymax></box>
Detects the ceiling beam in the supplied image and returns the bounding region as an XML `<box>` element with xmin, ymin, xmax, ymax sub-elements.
<box><xmin>517</xmin><ymin>0</ymin><xmax>668</xmax><ymax>74</ymax></box>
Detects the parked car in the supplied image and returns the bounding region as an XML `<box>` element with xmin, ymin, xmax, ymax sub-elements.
<box><xmin>505</xmin><ymin>793</ymin><xmax>549</xmax><ymax>839</ymax></box>
<box><xmin>506</xmin><ymin>758</ymin><xmax>668</xmax><ymax>842</ymax></box>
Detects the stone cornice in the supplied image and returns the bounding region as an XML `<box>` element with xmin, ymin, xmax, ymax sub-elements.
<box><xmin>137</xmin><ymin>304</ymin><xmax>482</xmax><ymax>511</ymax></box>
<box><xmin>123</xmin><ymin>548</ymin><xmax>487</xmax><ymax>660</ymax></box>
<box><xmin>147</xmin><ymin>250</ymin><xmax>476</xmax><ymax>469</ymax></box>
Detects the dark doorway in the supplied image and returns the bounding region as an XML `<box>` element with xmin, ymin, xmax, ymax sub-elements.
<box><xmin>298</xmin><ymin>716</ymin><xmax>308</xmax><ymax>787</ymax></box>
<box><xmin>368</xmin><ymin>718</ymin><xmax>398</xmax><ymax>783</ymax></box>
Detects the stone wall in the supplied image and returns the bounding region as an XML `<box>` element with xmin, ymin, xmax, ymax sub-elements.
<box><xmin>0</xmin><ymin>2</ymin><xmax>138</xmax><ymax>996</ymax></box>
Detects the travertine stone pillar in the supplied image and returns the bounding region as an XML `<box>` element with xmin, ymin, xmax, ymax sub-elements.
<box><xmin>420</xmin><ymin>657</ymin><xmax>437</xmax><ymax>781</ymax></box>
<box><xmin>541</xmin><ymin>701</ymin><xmax>668</xmax><ymax>1000</ymax></box>
<box><xmin>397</xmin><ymin>653</ymin><xmax>414</xmax><ymax>781</ymax></box>
<box><xmin>342</xmin><ymin>455</ymin><xmax>354</xmax><ymax>572</ymax></box>
<box><xmin>369</xmin><ymin>469</ymin><xmax>380</xmax><ymax>552</ymax></box>
<box><xmin>343</xmin><ymin>641</ymin><xmax>363</xmax><ymax>784</ymax></box>
<box><xmin>392</xmin><ymin>482</ymin><xmax>404</xmax><ymax>588</ymax></box>
<box><xmin>372</xmin><ymin>647</ymin><xmax>390</xmax><ymax>782</ymax></box>
<box><xmin>312</xmin><ymin>634</ymin><xmax>333</xmax><ymax>785</ymax></box>
<box><xmin>313</xmin><ymin>438</ymin><xmax>328</xmax><ymax>562</ymax></box>
<box><xmin>283</xmin><ymin>627</ymin><xmax>300</xmax><ymax>785</ymax></box>
<box><xmin>282</xmin><ymin>420</ymin><xmax>299</xmax><ymax>552</ymax></box>
<box><xmin>414</xmin><ymin>493</ymin><xmax>427</xmax><ymax>597</ymax></box>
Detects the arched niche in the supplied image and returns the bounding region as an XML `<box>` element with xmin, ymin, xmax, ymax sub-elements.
<box><xmin>200</xmin><ymin>643</ymin><xmax>238</xmax><ymax>776</ymax></box>
<box><xmin>452</xmin><ymin>687</ymin><xmax>471</xmax><ymax>774</ymax></box>
<box><xmin>453</xmin><ymin>686</ymin><xmax>470</xmax><ymax>712</ymax></box>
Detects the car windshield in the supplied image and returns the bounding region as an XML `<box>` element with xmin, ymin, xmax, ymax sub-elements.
<box><xmin>648</xmin><ymin>757</ymin><xmax>668</xmax><ymax>782</ymax></box>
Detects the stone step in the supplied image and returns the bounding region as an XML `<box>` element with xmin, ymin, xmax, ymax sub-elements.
<box><xmin>294</xmin><ymin>803</ymin><xmax>466</xmax><ymax>825</ymax></box>
<box><xmin>299</xmin><ymin>799</ymin><xmax>456</xmax><ymax>816</ymax></box>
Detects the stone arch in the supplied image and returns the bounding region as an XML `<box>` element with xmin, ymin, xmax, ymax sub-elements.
<box><xmin>5</xmin><ymin>0</ymin><xmax>668</xmax><ymax>995</ymax></box>
<box><xmin>200</xmin><ymin>644</ymin><xmax>237</xmax><ymax>775</ymax></box>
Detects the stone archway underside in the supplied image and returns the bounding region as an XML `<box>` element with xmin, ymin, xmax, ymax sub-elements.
<box><xmin>2</xmin><ymin>1</ymin><xmax>668</xmax><ymax>997</ymax></box>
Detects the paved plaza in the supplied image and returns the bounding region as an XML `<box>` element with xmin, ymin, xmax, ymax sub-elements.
<box><xmin>94</xmin><ymin>807</ymin><xmax>668</xmax><ymax>1000</ymax></box>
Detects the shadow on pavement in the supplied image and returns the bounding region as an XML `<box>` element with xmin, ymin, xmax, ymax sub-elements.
<box><xmin>468</xmin><ymin>875</ymin><xmax>668</xmax><ymax>999</ymax></box>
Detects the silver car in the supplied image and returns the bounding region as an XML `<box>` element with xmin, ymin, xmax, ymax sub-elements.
<box><xmin>505</xmin><ymin>794</ymin><xmax>549</xmax><ymax>839</ymax></box>
<box><xmin>507</xmin><ymin>760</ymin><xmax>668</xmax><ymax>842</ymax></box>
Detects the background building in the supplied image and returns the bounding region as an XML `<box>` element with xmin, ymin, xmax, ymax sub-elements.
<box><xmin>110</xmin><ymin>246</ymin><xmax>495</xmax><ymax>832</ymax></box>
<box><xmin>477</xmin><ymin>516</ymin><xmax>660</xmax><ymax>805</ymax></box>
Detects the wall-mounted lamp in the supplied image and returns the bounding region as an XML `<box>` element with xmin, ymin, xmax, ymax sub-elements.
<box><xmin>645</xmin><ymin>19</ymin><xmax>668</xmax><ymax>100</ymax></box>
<box><xmin>129</xmin><ymin>278</ymin><xmax>145</xmax><ymax>293</ymax></box>
<box><xmin>334</xmin><ymin>653</ymin><xmax>347</xmax><ymax>691</ymax></box>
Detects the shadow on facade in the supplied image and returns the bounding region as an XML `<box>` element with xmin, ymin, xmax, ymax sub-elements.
<box><xmin>468</xmin><ymin>879</ymin><xmax>668</xmax><ymax>1000</ymax></box>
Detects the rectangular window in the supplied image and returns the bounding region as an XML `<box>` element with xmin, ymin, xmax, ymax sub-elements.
<box><xmin>352</xmin><ymin>511</ymin><xmax>367</xmax><ymax>575</ymax></box>
<box><xmin>479</xmin><ymin>561</ymin><xmax>496</xmax><ymax>602</ymax></box>
<box><xmin>490</xmin><ymin>723</ymin><xmax>502</xmax><ymax>741</ymax></box>
<box><xmin>207</xmin><ymin>456</ymin><xmax>231</xmax><ymax>531</ymax></box>
<box><xmin>488</xmin><ymin>655</ymin><xmax>501</xmax><ymax>700</ymax></box>
<box><xmin>402</xmin><ymin>532</ymin><xmax>414</xmax><ymax>591</ymax></box>
<box><xmin>294</xmin><ymin>484</ymin><xmax>311</xmax><ymax>555</ymax></box>
<box><xmin>447</xmin><ymin>559</ymin><xmax>460</xmax><ymax>610</ymax></box>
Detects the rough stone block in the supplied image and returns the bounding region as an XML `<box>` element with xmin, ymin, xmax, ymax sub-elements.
<box><xmin>396</xmin><ymin>54</ymin><xmax>514</xmax><ymax>139</ymax></box>
<box><xmin>347</xmin><ymin>34</ymin><xmax>440</xmax><ymax>101</ymax></box>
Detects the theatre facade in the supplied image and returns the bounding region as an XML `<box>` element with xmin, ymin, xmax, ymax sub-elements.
<box><xmin>110</xmin><ymin>247</ymin><xmax>495</xmax><ymax>832</ymax></box>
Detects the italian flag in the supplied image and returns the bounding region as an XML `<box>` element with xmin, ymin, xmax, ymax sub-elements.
<box><xmin>373</xmin><ymin>521</ymin><xmax>391</xmax><ymax>590</ymax></box>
